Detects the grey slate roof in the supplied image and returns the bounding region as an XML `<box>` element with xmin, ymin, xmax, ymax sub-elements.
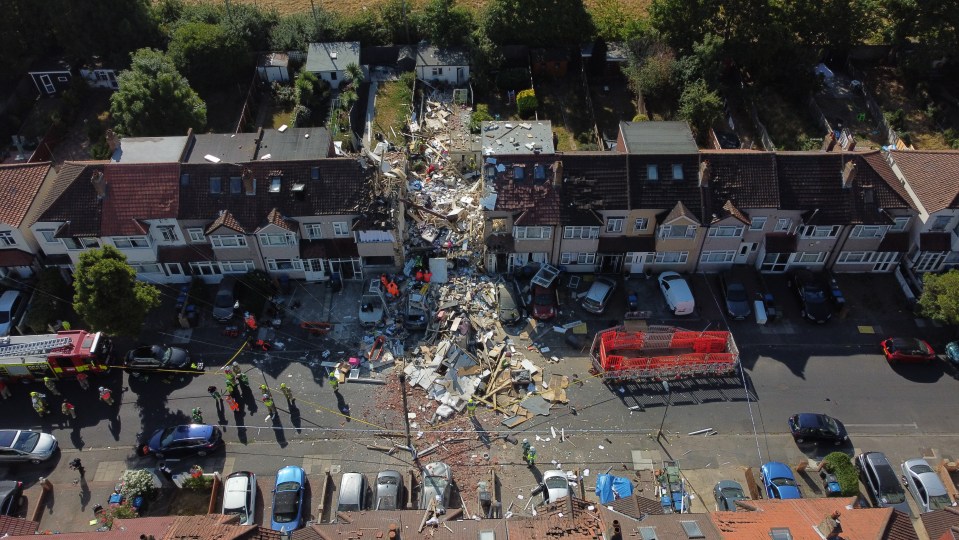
<box><xmin>184</xmin><ymin>132</ymin><xmax>261</xmax><ymax>164</ymax></box>
<box><xmin>256</xmin><ymin>128</ymin><xmax>333</xmax><ymax>161</ymax></box>
<box><xmin>416</xmin><ymin>45</ymin><xmax>470</xmax><ymax>67</ymax></box>
<box><xmin>305</xmin><ymin>42</ymin><xmax>360</xmax><ymax>74</ymax></box>
<box><xmin>481</xmin><ymin>121</ymin><xmax>555</xmax><ymax>156</ymax></box>
<box><xmin>111</xmin><ymin>136</ymin><xmax>189</xmax><ymax>163</ymax></box>
<box><xmin>619</xmin><ymin>121</ymin><xmax>698</xmax><ymax>155</ymax></box>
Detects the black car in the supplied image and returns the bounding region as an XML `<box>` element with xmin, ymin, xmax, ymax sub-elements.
<box><xmin>142</xmin><ymin>424</ymin><xmax>223</xmax><ymax>458</ymax></box>
<box><xmin>125</xmin><ymin>345</ymin><xmax>202</xmax><ymax>376</ymax></box>
<box><xmin>719</xmin><ymin>274</ymin><xmax>752</xmax><ymax>320</ymax></box>
<box><xmin>788</xmin><ymin>413</ymin><xmax>848</xmax><ymax>445</ymax></box>
<box><xmin>0</xmin><ymin>481</ymin><xmax>22</xmax><ymax>516</ymax></box>
<box><xmin>788</xmin><ymin>270</ymin><xmax>832</xmax><ymax>323</ymax></box>
<box><xmin>856</xmin><ymin>452</ymin><xmax>911</xmax><ymax>515</ymax></box>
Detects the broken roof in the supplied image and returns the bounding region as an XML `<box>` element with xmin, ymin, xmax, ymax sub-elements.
<box><xmin>619</xmin><ymin>121</ymin><xmax>698</xmax><ymax>155</ymax></box>
<box><xmin>111</xmin><ymin>136</ymin><xmax>189</xmax><ymax>163</ymax></box>
<box><xmin>39</xmin><ymin>163</ymin><xmax>105</xmax><ymax>237</ymax></box>
<box><xmin>481</xmin><ymin>121</ymin><xmax>555</xmax><ymax>156</ymax></box>
<box><xmin>256</xmin><ymin>127</ymin><xmax>333</xmax><ymax>161</ymax></box>
<box><xmin>184</xmin><ymin>132</ymin><xmax>261</xmax><ymax>164</ymax></box>
<box><xmin>887</xmin><ymin>150</ymin><xmax>959</xmax><ymax>213</ymax></box>
<box><xmin>101</xmin><ymin>163</ymin><xmax>179</xmax><ymax>236</ymax></box>
<box><xmin>0</xmin><ymin>161</ymin><xmax>51</xmax><ymax>227</ymax></box>
<box><xmin>305</xmin><ymin>41</ymin><xmax>360</xmax><ymax>73</ymax></box>
<box><xmin>702</xmin><ymin>151</ymin><xmax>780</xmax><ymax>224</ymax></box>
<box><xmin>559</xmin><ymin>152</ymin><xmax>629</xmax><ymax>224</ymax></box>
<box><xmin>416</xmin><ymin>45</ymin><xmax>470</xmax><ymax>67</ymax></box>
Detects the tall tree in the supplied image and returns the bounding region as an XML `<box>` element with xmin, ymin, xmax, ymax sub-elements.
<box><xmin>678</xmin><ymin>79</ymin><xmax>723</xmax><ymax>141</ymax></box>
<box><xmin>422</xmin><ymin>0</ymin><xmax>474</xmax><ymax>48</ymax></box>
<box><xmin>168</xmin><ymin>21</ymin><xmax>249</xmax><ymax>91</ymax></box>
<box><xmin>481</xmin><ymin>0</ymin><xmax>593</xmax><ymax>47</ymax></box>
<box><xmin>72</xmin><ymin>246</ymin><xmax>161</xmax><ymax>337</ymax></box>
<box><xmin>919</xmin><ymin>270</ymin><xmax>959</xmax><ymax>325</ymax></box>
<box><xmin>43</xmin><ymin>0</ymin><xmax>159</xmax><ymax>65</ymax></box>
<box><xmin>110</xmin><ymin>48</ymin><xmax>207</xmax><ymax>137</ymax></box>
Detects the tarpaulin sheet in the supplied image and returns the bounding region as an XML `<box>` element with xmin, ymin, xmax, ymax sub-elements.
<box><xmin>595</xmin><ymin>473</ymin><xmax>633</xmax><ymax>504</ymax></box>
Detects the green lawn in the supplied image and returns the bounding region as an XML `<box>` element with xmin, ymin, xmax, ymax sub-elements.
<box><xmin>372</xmin><ymin>80</ymin><xmax>413</xmax><ymax>144</ymax></box>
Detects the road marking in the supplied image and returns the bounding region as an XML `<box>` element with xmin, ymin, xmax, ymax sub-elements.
<box><xmin>857</xmin><ymin>325</ymin><xmax>875</xmax><ymax>334</ymax></box>
<box><xmin>844</xmin><ymin>423</ymin><xmax>918</xmax><ymax>429</ymax></box>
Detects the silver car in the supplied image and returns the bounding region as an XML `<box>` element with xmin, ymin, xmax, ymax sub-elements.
<box><xmin>541</xmin><ymin>470</ymin><xmax>569</xmax><ymax>503</ymax></box>
<box><xmin>856</xmin><ymin>452</ymin><xmax>910</xmax><ymax>515</ymax></box>
<box><xmin>901</xmin><ymin>458</ymin><xmax>953</xmax><ymax>513</ymax></box>
<box><xmin>0</xmin><ymin>430</ymin><xmax>58</xmax><ymax>464</ymax></box>
<box><xmin>375</xmin><ymin>470</ymin><xmax>403</xmax><ymax>510</ymax></box>
<box><xmin>420</xmin><ymin>462</ymin><xmax>452</xmax><ymax>510</ymax></box>
<box><xmin>222</xmin><ymin>471</ymin><xmax>257</xmax><ymax>525</ymax></box>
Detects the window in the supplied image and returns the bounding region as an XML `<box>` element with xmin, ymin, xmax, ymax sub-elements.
<box><xmin>514</xmin><ymin>226</ymin><xmax>551</xmax><ymax>240</ymax></box>
<box><xmin>891</xmin><ymin>216</ymin><xmax>909</xmax><ymax>232</ymax></box>
<box><xmin>707</xmin><ymin>225</ymin><xmax>744</xmax><ymax>238</ymax></box>
<box><xmin>37</xmin><ymin>229</ymin><xmax>58</xmax><ymax>243</ymax></box>
<box><xmin>180</xmin><ymin>173</ymin><xmax>190</xmax><ymax>186</ymax></box>
<box><xmin>634</xmin><ymin>218</ymin><xmax>649</xmax><ymax>232</ymax></box>
<box><xmin>113</xmin><ymin>236</ymin><xmax>149</xmax><ymax>248</ymax></box>
<box><xmin>267</xmin><ymin>258</ymin><xmax>304</xmax><ymax>271</ymax></box>
<box><xmin>311</xmin><ymin>167</ymin><xmax>320</xmax><ymax>181</ymax></box>
<box><xmin>749</xmin><ymin>217</ymin><xmax>767</xmax><ymax>231</ymax></box>
<box><xmin>0</xmin><ymin>231</ymin><xmax>15</xmax><ymax>246</ymax></box>
<box><xmin>775</xmin><ymin>218</ymin><xmax>791</xmax><ymax>232</ymax></box>
<box><xmin>165</xmin><ymin>263</ymin><xmax>183</xmax><ymax>275</ymax></box>
<box><xmin>62</xmin><ymin>237</ymin><xmax>98</xmax><ymax>250</ymax></box>
<box><xmin>559</xmin><ymin>252</ymin><xmax>595</xmax><ymax>265</ymax></box>
<box><xmin>211</xmin><ymin>235</ymin><xmax>247</xmax><ymax>248</ymax></box>
<box><xmin>220</xmin><ymin>260</ymin><xmax>255</xmax><ymax>273</ymax></box>
<box><xmin>606</xmin><ymin>218</ymin><xmax>624</xmax><ymax>233</ymax></box>
<box><xmin>852</xmin><ymin>225</ymin><xmax>884</xmax><ymax>238</ymax></box>
<box><xmin>838</xmin><ymin>251</ymin><xmax>867</xmax><ymax>263</ymax></box>
<box><xmin>158</xmin><ymin>226</ymin><xmax>178</xmax><ymax>242</ymax></box>
<box><xmin>57</xmin><ymin>76</ymin><xmax>68</xmax><ymax>82</ymax></box>
<box><xmin>270</xmin><ymin>177</ymin><xmax>281</xmax><ymax>193</ymax></box>
<box><xmin>210</xmin><ymin>177</ymin><xmax>222</xmax><ymax>194</ymax></box>
<box><xmin>259</xmin><ymin>233</ymin><xmax>296</xmax><ymax>246</ymax></box>
<box><xmin>80</xmin><ymin>237</ymin><xmax>101</xmax><ymax>248</ymax></box>
<box><xmin>658</xmin><ymin>225</ymin><xmax>696</xmax><ymax>239</ymax></box>
<box><xmin>230</xmin><ymin>177</ymin><xmax>242</xmax><ymax>195</ymax></box>
<box><xmin>799</xmin><ymin>225</ymin><xmax>841</xmax><ymax>238</ymax></box>
<box><xmin>332</xmin><ymin>222</ymin><xmax>350</xmax><ymax>237</ymax></box>
<box><xmin>655</xmin><ymin>251</ymin><xmax>688</xmax><ymax>263</ymax></box>
<box><xmin>131</xmin><ymin>263</ymin><xmax>162</xmax><ymax>274</ymax></box>
<box><xmin>330</xmin><ymin>72</ymin><xmax>337</xmax><ymax>81</ymax></box>
<box><xmin>932</xmin><ymin>215</ymin><xmax>952</xmax><ymax>231</ymax></box>
<box><xmin>700</xmin><ymin>250</ymin><xmax>735</xmax><ymax>263</ymax></box>
<box><xmin>563</xmin><ymin>226</ymin><xmax>599</xmax><ymax>239</ymax></box>
<box><xmin>797</xmin><ymin>251</ymin><xmax>826</xmax><ymax>263</ymax></box>
<box><xmin>188</xmin><ymin>228</ymin><xmax>206</xmax><ymax>242</ymax></box>
<box><xmin>671</xmin><ymin>164</ymin><xmax>683</xmax><ymax>180</ymax></box>
<box><xmin>431</xmin><ymin>67</ymin><xmax>444</xmax><ymax>76</ymax></box>
<box><xmin>306</xmin><ymin>224</ymin><xmax>323</xmax><ymax>239</ymax></box>
<box><xmin>647</xmin><ymin>165</ymin><xmax>659</xmax><ymax>181</ymax></box>
<box><xmin>189</xmin><ymin>261</ymin><xmax>222</xmax><ymax>276</ymax></box>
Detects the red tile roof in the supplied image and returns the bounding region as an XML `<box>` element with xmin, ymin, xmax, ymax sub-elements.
<box><xmin>884</xmin><ymin>509</ymin><xmax>920</xmax><ymax>540</ymax></box>
<box><xmin>710</xmin><ymin>497</ymin><xmax>903</xmax><ymax>539</ymax></box>
<box><xmin>206</xmin><ymin>210</ymin><xmax>247</xmax><ymax>234</ymax></box>
<box><xmin>261</xmin><ymin>208</ymin><xmax>297</xmax><ymax>232</ymax></box>
<box><xmin>889</xmin><ymin>150</ymin><xmax>959</xmax><ymax>213</ymax></box>
<box><xmin>0</xmin><ymin>162</ymin><xmax>50</xmax><ymax>227</ymax></box>
<box><xmin>101</xmin><ymin>163</ymin><xmax>179</xmax><ymax>236</ymax></box>
<box><xmin>0</xmin><ymin>515</ymin><xmax>39</xmax><ymax>536</ymax></box>
<box><xmin>922</xmin><ymin>506</ymin><xmax>959</xmax><ymax>540</ymax></box>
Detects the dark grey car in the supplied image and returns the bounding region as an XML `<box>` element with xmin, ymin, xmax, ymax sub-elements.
<box><xmin>719</xmin><ymin>274</ymin><xmax>752</xmax><ymax>320</ymax></box>
<box><xmin>713</xmin><ymin>480</ymin><xmax>747</xmax><ymax>511</ymax></box>
<box><xmin>375</xmin><ymin>470</ymin><xmax>403</xmax><ymax>510</ymax></box>
<box><xmin>856</xmin><ymin>452</ymin><xmax>910</xmax><ymax>515</ymax></box>
<box><xmin>212</xmin><ymin>277</ymin><xmax>238</xmax><ymax>322</ymax></box>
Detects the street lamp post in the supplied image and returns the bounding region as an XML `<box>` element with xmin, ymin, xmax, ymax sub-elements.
<box><xmin>657</xmin><ymin>381</ymin><xmax>671</xmax><ymax>442</ymax></box>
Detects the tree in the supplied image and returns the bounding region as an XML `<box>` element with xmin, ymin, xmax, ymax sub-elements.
<box><xmin>42</xmin><ymin>0</ymin><xmax>159</xmax><ymax>65</ymax></box>
<box><xmin>591</xmin><ymin>0</ymin><xmax>648</xmax><ymax>42</ymax></box>
<box><xmin>625</xmin><ymin>42</ymin><xmax>679</xmax><ymax>104</ymax></box>
<box><xmin>168</xmin><ymin>21</ymin><xmax>248</xmax><ymax>91</ymax></box>
<box><xmin>292</xmin><ymin>70</ymin><xmax>331</xmax><ymax>126</ymax></box>
<box><xmin>422</xmin><ymin>0</ymin><xmax>474</xmax><ymax>48</ymax></box>
<box><xmin>516</xmin><ymin>89</ymin><xmax>538</xmax><ymax>118</ymax></box>
<box><xmin>24</xmin><ymin>268</ymin><xmax>73</xmax><ymax>333</ymax></box>
<box><xmin>481</xmin><ymin>0</ymin><xmax>593</xmax><ymax>47</ymax></box>
<box><xmin>919</xmin><ymin>270</ymin><xmax>959</xmax><ymax>325</ymax></box>
<box><xmin>678</xmin><ymin>79</ymin><xmax>723</xmax><ymax>140</ymax></box>
<box><xmin>72</xmin><ymin>246</ymin><xmax>161</xmax><ymax>337</ymax></box>
<box><xmin>110</xmin><ymin>48</ymin><xmax>207</xmax><ymax>137</ymax></box>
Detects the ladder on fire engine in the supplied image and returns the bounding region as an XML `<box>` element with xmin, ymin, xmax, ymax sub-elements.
<box><xmin>0</xmin><ymin>336</ymin><xmax>73</xmax><ymax>358</ymax></box>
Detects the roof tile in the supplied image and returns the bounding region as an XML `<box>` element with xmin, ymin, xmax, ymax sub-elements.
<box><xmin>710</xmin><ymin>497</ymin><xmax>899</xmax><ymax>539</ymax></box>
<box><xmin>0</xmin><ymin>162</ymin><xmax>51</xmax><ymax>227</ymax></box>
<box><xmin>101</xmin><ymin>163</ymin><xmax>179</xmax><ymax>236</ymax></box>
<box><xmin>39</xmin><ymin>163</ymin><xmax>104</xmax><ymax>237</ymax></box>
<box><xmin>889</xmin><ymin>150</ymin><xmax>959</xmax><ymax>213</ymax></box>
<box><xmin>922</xmin><ymin>506</ymin><xmax>959</xmax><ymax>540</ymax></box>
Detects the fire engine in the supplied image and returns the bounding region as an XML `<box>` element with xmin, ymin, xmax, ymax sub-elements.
<box><xmin>0</xmin><ymin>330</ymin><xmax>113</xmax><ymax>380</ymax></box>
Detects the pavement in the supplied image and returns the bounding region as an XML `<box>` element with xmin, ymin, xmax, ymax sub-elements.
<box><xmin>3</xmin><ymin>271</ymin><xmax>958</xmax><ymax>534</ymax></box>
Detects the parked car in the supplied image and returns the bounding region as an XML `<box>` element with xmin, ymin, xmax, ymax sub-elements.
<box><xmin>0</xmin><ymin>430</ymin><xmax>58</xmax><ymax>464</ymax></box>
<box><xmin>944</xmin><ymin>341</ymin><xmax>959</xmax><ymax>371</ymax></box>
<box><xmin>788</xmin><ymin>270</ymin><xmax>831</xmax><ymax>323</ymax></box>
<box><xmin>657</xmin><ymin>272</ymin><xmax>695</xmax><ymax>316</ymax></box>
<box><xmin>222</xmin><ymin>471</ymin><xmax>257</xmax><ymax>525</ymax></box>
<box><xmin>718</xmin><ymin>274</ymin><xmax>751</xmax><ymax>320</ymax></box>
<box><xmin>856</xmin><ymin>452</ymin><xmax>910</xmax><ymax>515</ymax></box>
<box><xmin>497</xmin><ymin>283</ymin><xmax>521</xmax><ymax>324</ymax></box>
<box><xmin>338</xmin><ymin>472</ymin><xmax>368</xmax><ymax>512</ymax></box>
<box><xmin>713</xmin><ymin>480</ymin><xmax>747</xmax><ymax>511</ymax></box>
<box><xmin>420</xmin><ymin>461</ymin><xmax>453</xmax><ymax>510</ymax></box>
<box><xmin>374</xmin><ymin>470</ymin><xmax>403</xmax><ymax>510</ymax></box>
<box><xmin>530</xmin><ymin>284</ymin><xmax>558</xmax><ymax>321</ymax></box>
<box><xmin>788</xmin><ymin>413</ymin><xmax>848</xmax><ymax>445</ymax></box>
<box><xmin>901</xmin><ymin>458</ymin><xmax>953</xmax><ymax>513</ymax></box>
<box><xmin>0</xmin><ymin>481</ymin><xmax>23</xmax><ymax>516</ymax></box>
<box><xmin>359</xmin><ymin>280</ymin><xmax>387</xmax><ymax>328</ymax></box>
<box><xmin>0</xmin><ymin>290</ymin><xmax>27</xmax><ymax>337</ymax></box>
<box><xmin>403</xmin><ymin>291</ymin><xmax>431</xmax><ymax>330</ymax></box>
<box><xmin>881</xmin><ymin>337</ymin><xmax>936</xmax><ymax>363</ymax></box>
<box><xmin>124</xmin><ymin>345</ymin><xmax>202</xmax><ymax>376</ymax></box>
<box><xmin>541</xmin><ymin>470</ymin><xmax>570</xmax><ymax>504</ymax></box>
<box><xmin>271</xmin><ymin>466</ymin><xmax>306</xmax><ymax>531</ymax></box>
<box><xmin>760</xmin><ymin>462</ymin><xmax>801</xmax><ymax>500</ymax></box>
<box><xmin>582</xmin><ymin>277</ymin><xmax>617</xmax><ymax>314</ymax></box>
<box><xmin>142</xmin><ymin>424</ymin><xmax>222</xmax><ymax>458</ymax></box>
<box><xmin>211</xmin><ymin>277</ymin><xmax>238</xmax><ymax>322</ymax></box>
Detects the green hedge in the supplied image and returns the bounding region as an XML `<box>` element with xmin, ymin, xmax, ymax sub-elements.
<box><xmin>822</xmin><ymin>452</ymin><xmax>860</xmax><ymax>496</ymax></box>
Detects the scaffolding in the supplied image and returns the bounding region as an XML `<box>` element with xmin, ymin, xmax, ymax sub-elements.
<box><xmin>589</xmin><ymin>325</ymin><xmax>739</xmax><ymax>381</ymax></box>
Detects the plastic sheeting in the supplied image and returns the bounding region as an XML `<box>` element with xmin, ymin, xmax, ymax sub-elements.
<box><xmin>594</xmin><ymin>473</ymin><xmax>633</xmax><ymax>504</ymax></box>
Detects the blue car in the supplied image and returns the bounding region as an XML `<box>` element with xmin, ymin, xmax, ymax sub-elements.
<box><xmin>760</xmin><ymin>462</ymin><xmax>801</xmax><ymax>499</ymax></box>
<box><xmin>143</xmin><ymin>424</ymin><xmax>222</xmax><ymax>458</ymax></box>
<box><xmin>271</xmin><ymin>466</ymin><xmax>306</xmax><ymax>532</ymax></box>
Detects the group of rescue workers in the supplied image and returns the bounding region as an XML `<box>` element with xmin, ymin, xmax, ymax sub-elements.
<box><xmin>28</xmin><ymin>373</ymin><xmax>115</xmax><ymax>420</ymax></box>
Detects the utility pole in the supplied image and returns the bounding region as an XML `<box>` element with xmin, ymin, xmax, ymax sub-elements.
<box><xmin>399</xmin><ymin>373</ymin><xmax>414</xmax><ymax>459</ymax></box>
<box><xmin>657</xmin><ymin>381</ymin><xmax>671</xmax><ymax>443</ymax></box>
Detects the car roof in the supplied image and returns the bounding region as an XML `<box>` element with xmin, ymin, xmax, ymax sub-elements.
<box><xmin>542</xmin><ymin>470</ymin><xmax>566</xmax><ymax>480</ymax></box>
<box><xmin>276</xmin><ymin>466</ymin><xmax>304</xmax><ymax>484</ymax></box>
<box><xmin>0</xmin><ymin>430</ymin><xmax>19</xmax><ymax>447</ymax></box>
<box><xmin>0</xmin><ymin>290</ymin><xmax>21</xmax><ymax>308</ymax></box>
<box><xmin>762</xmin><ymin>462</ymin><xmax>793</xmax><ymax>477</ymax></box>
<box><xmin>795</xmin><ymin>413</ymin><xmax>827</xmax><ymax>426</ymax></box>
<box><xmin>169</xmin><ymin>424</ymin><xmax>214</xmax><ymax>441</ymax></box>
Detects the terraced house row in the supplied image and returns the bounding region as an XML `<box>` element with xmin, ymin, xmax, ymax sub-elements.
<box><xmin>0</xmin><ymin>121</ymin><xmax>958</xmax><ymax>292</ymax></box>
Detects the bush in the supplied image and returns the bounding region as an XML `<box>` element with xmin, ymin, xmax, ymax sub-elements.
<box><xmin>822</xmin><ymin>452</ymin><xmax>859</xmax><ymax>496</ymax></box>
<box><xmin>632</xmin><ymin>113</ymin><xmax>649</xmax><ymax>122</ymax></box>
<box><xmin>470</xmin><ymin>104</ymin><xmax>493</xmax><ymax>133</ymax></box>
<box><xmin>272</xmin><ymin>82</ymin><xmax>296</xmax><ymax>109</ymax></box>
<box><xmin>516</xmin><ymin>88</ymin><xmax>538</xmax><ymax>118</ymax></box>
<box><xmin>884</xmin><ymin>108</ymin><xmax>906</xmax><ymax>131</ymax></box>
<box><xmin>181</xmin><ymin>474</ymin><xmax>213</xmax><ymax>491</ymax></box>
<box><xmin>120</xmin><ymin>469</ymin><xmax>158</xmax><ymax>499</ymax></box>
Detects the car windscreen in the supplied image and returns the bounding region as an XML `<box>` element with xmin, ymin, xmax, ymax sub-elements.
<box><xmin>803</xmin><ymin>286</ymin><xmax>827</xmax><ymax>302</ymax></box>
<box><xmin>930</xmin><ymin>494</ymin><xmax>952</xmax><ymax>510</ymax></box>
<box><xmin>534</xmin><ymin>293</ymin><xmax>553</xmax><ymax>305</ymax></box>
<box><xmin>721</xmin><ymin>487</ymin><xmax>745</xmax><ymax>498</ymax></box>
<box><xmin>12</xmin><ymin>432</ymin><xmax>39</xmax><ymax>452</ymax></box>
<box><xmin>726</xmin><ymin>285</ymin><xmax>747</xmax><ymax>302</ymax></box>
<box><xmin>822</xmin><ymin>416</ymin><xmax>840</xmax><ymax>434</ymax></box>
<box><xmin>160</xmin><ymin>427</ymin><xmax>179</xmax><ymax>447</ymax></box>
<box><xmin>771</xmin><ymin>477</ymin><xmax>797</xmax><ymax>487</ymax></box>
<box><xmin>273</xmin><ymin>485</ymin><xmax>300</xmax><ymax>521</ymax></box>
<box><xmin>0</xmin><ymin>312</ymin><xmax>9</xmax><ymax>324</ymax></box>
<box><xmin>214</xmin><ymin>291</ymin><xmax>233</xmax><ymax>309</ymax></box>
<box><xmin>911</xmin><ymin>464</ymin><xmax>934</xmax><ymax>475</ymax></box>
<box><xmin>545</xmin><ymin>476</ymin><xmax>568</xmax><ymax>489</ymax></box>
<box><xmin>224</xmin><ymin>505</ymin><xmax>248</xmax><ymax>518</ymax></box>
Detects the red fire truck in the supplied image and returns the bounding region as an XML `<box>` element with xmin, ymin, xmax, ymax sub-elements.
<box><xmin>0</xmin><ymin>330</ymin><xmax>113</xmax><ymax>380</ymax></box>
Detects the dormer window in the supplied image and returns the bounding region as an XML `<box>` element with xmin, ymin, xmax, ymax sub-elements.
<box><xmin>270</xmin><ymin>177</ymin><xmax>281</xmax><ymax>193</ymax></box>
<box><xmin>672</xmin><ymin>164</ymin><xmax>683</xmax><ymax>180</ymax></box>
<box><xmin>647</xmin><ymin>165</ymin><xmax>659</xmax><ymax>181</ymax></box>
<box><xmin>311</xmin><ymin>167</ymin><xmax>320</xmax><ymax>180</ymax></box>
<box><xmin>210</xmin><ymin>177</ymin><xmax>222</xmax><ymax>194</ymax></box>
<box><xmin>230</xmin><ymin>177</ymin><xmax>242</xmax><ymax>194</ymax></box>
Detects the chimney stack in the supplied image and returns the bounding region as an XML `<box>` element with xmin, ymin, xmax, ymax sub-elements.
<box><xmin>105</xmin><ymin>130</ymin><xmax>119</xmax><ymax>153</ymax></box>
<box><xmin>553</xmin><ymin>160</ymin><xmax>563</xmax><ymax>187</ymax></box>
<box><xmin>841</xmin><ymin>161</ymin><xmax>856</xmax><ymax>189</ymax></box>
<box><xmin>818</xmin><ymin>510</ymin><xmax>842</xmax><ymax>539</ymax></box>
<box><xmin>90</xmin><ymin>171</ymin><xmax>107</xmax><ymax>199</ymax></box>
<box><xmin>698</xmin><ymin>160</ymin><xmax>712</xmax><ymax>187</ymax></box>
<box><xmin>242</xmin><ymin>168</ymin><xmax>255</xmax><ymax>194</ymax></box>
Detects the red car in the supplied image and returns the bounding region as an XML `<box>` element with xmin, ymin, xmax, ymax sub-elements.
<box><xmin>531</xmin><ymin>285</ymin><xmax>558</xmax><ymax>320</ymax></box>
<box><xmin>881</xmin><ymin>337</ymin><xmax>936</xmax><ymax>363</ymax></box>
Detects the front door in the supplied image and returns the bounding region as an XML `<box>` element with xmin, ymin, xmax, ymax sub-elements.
<box><xmin>599</xmin><ymin>254</ymin><xmax>623</xmax><ymax>273</ymax></box>
<box><xmin>304</xmin><ymin>258</ymin><xmax>327</xmax><ymax>282</ymax></box>
<box><xmin>735</xmin><ymin>243</ymin><xmax>753</xmax><ymax>264</ymax></box>
<box><xmin>39</xmin><ymin>74</ymin><xmax>55</xmax><ymax>94</ymax></box>
<box><xmin>456</xmin><ymin>67</ymin><xmax>464</xmax><ymax>85</ymax></box>
<box><xmin>873</xmin><ymin>252</ymin><xmax>899</xmax><ymax>272</ymax></box>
